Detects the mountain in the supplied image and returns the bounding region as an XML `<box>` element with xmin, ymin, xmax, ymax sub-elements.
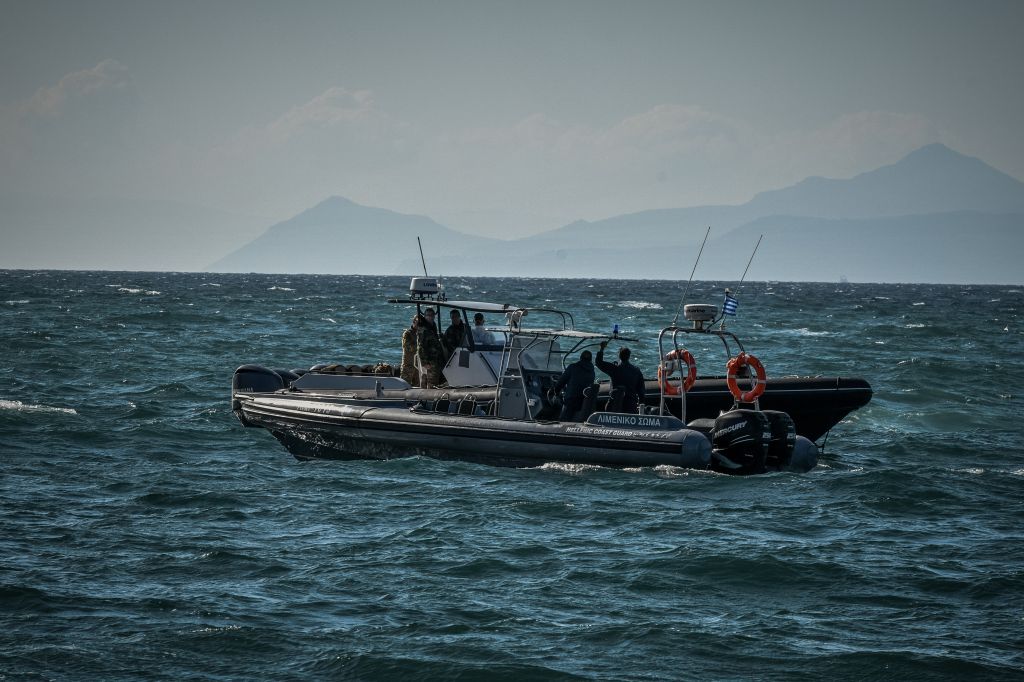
<box><xmin>511</xmin><ymin>144</ymin><xmax>1024</xmax><ymax>254</ymax></box>
<box><xmin>745</xmin><ymin>143</ymin><xmax>1024</xmax><ymax>219</ymax></box>
<box><xmin>470</xmin><ymin>143</ymin><xmax>1024</xmax><ymax>282</ymax></box>
<box><xmin>209</xmin><ymin>197</ymin><xmax>502</xmax><ymax>274</ymax></box>
<box><xmin>702</xmin><ymin>211</ymin><xmax>1024</xmax><ymax>284</ymax></box>
<box><xmin>208</xmin><ymin>144</ymin><xmax>1024</xmax><ymax>283</ymax></box>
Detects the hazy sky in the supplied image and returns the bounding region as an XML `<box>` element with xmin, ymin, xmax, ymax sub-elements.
<box><xmin>2</xmin><ymin>0</ymin><xmax>1022</xmax><ymax>241</ymax></box>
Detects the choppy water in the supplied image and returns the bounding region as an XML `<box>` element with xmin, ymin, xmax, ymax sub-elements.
<box><xmin>2</xmin><ymin>270</ymin><xmax>1023</xmax><ymax>680</ymax></box>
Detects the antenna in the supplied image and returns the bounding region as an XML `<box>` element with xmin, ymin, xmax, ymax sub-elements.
<box><xmin>736</xmin><ymin>234</ymin><xmax>763</xmax><ymax>288</ymax></box>
<box><xmin>417</xmin><ymin>236</ymin><xmax>429</xmax><ymax>277</ymax></box>
<box><xmin>671</xmin><ymin>226</ymin><xmax>711</xmax><ymax>326</ymax></box>
<box><xmin>717</xmin><ymin>234</ymin><xmax>763</xmax><ymax>330</ymax></box>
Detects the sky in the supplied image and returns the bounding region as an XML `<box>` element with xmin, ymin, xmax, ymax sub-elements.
<box><xmin>1</xmin><ymin>0</ymin><xmax>1023</xmax><ymax>261</ymax></box>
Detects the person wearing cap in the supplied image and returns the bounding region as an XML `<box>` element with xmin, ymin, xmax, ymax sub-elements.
<box><xmin>552</xmin><ymin>350</ymin><xmax>595</xmax><ymax>421</ymax></box>
<box><xmin>596</xmin><ymin>341</ymin><xmax>646</xmax><ymax>413</ymax></box>
<box><xmin>421</xmin><ymin>307</ymin><xmax>439</xmax><ymax>335</ymax></box>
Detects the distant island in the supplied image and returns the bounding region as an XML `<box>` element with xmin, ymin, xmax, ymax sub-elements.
<box><xmin>208</xmin><ymin>144</ymin><xmax>1024</xmax><ymax>284</ymax></box>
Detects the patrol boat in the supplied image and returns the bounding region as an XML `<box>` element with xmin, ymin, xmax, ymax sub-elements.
<box><xmin>231</xmin><ymin>278</ymin><xmax>871</xmax><ymax>474</ymax></box>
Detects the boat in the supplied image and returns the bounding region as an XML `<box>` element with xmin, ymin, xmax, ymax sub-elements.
<box><xmin>231</xmin><ymin>278</ymin><xmax>872</xmax><ymax>474</ymax></box>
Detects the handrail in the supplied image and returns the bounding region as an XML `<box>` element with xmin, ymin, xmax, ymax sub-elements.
<box><xmin>655</xmin><ymin>325</ymin><xmax>746</xmax><ymax>419</ymax></box>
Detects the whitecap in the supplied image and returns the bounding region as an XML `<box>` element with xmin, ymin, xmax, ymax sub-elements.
<box><xmin>0</xmin><ymin>399</ymin><xmax>78</xmax><ymax>416</ymax></box>
<box><xmin>268</xmin><ymin>286</ymin><xmax>295</xmax><ymax>292</ymax></box>
<box><xmin>653</xmin><ymin>464</ymin><xmax>711</xmax><ymax>478</ymax></box>
<box><xmin>912</xmin><ymin>302</ymin><xmax>926</xmax><ymax>306</ymax></box>
<box><xmin>618</xmin><ymin>300</ymin><xmax>663</xmax><ymax>310</ymax></box>
<box><xmin>118</xmin><ymin>287</ymin><xmax>161</xmax><ymax>295</ymax></box>
<box><xmin>535</xmin><ymin>462</ymin><xmax>602</xmax><ymax>475</ymax></box>
<box><xmin>5</xmin><ymin>300</ymin><xmax>29</xmax><ymax>305</ymax></box>
<box><xmin>777</xmin><ymin>327</ymin><xmax>833</xmax><ymax>337</ymax></box>
<box><xmin>904</xmin><ymin>323</ymin><xmax>926</xmax><ymax>328</ymax></box>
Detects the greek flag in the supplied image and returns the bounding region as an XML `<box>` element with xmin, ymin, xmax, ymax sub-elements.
<box><xmin>723</xmin><ymin>293</ymin><xmax>739</xmax><ymax>316</ymax></box>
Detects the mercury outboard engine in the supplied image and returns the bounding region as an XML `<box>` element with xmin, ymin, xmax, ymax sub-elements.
<box><xmin>761</xmin><ymin>410</ymin><xmax>796</xmax><ymax>470</ymax></box>
<box><xmin>710</xmin><ymin>409</ymin><xmax>770</xmax><ymax>475</ymax></box>
<box><xmin>272</xmin><ymin>368</ymin><xmax>302</xmax><ymax>385</ymax></box>
<box><xmin>232</xmin><ymin>365</ymin><xmax>290</xmax><ymax>423</ymax></box>
<box><xmin>233</xmin><ymin>364</ymin><xmax>286</xmax><ymax>394</ymax></box>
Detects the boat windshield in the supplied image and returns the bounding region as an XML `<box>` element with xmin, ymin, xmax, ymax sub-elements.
<box><xmin>507</xmin><ymin>328</ymin><xmax>638</xmax><ymax>372</ymax></box>
<box><xmin>389</xmin><ymin>283</ymin><xmax>633</xmax><ymax>376</ymax></box>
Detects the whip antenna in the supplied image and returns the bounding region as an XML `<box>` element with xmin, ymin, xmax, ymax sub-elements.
<box><xmin>417</xmin><ymin>236</ymin><xmax>429</xmax><ymax>277</ymax></box>
<box><xmin>717</xmin><ymin>234</ymin><xmax>763</xmax><ymax>329</ymax></box>
<box><xmin>737</xmin><ymin>234</ymin><xmax>763</xmax><ymax>287</ymax></box>
<box><xmin>671</xmin><ymin>226</ymin><xmax>711</xmax><ymax>326</ymax></box>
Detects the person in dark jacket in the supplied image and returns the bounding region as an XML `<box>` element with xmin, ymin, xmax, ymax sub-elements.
<box><xmin>552</xmin><ymin>350</ymin><xmax>596</xmax><ymax>421</ymax></box>
<box><xmin>596</xmin><ymin>341</ymin><xmax>646</xmax><ymax>413</ymax></box>
<box><xmin>443</xmin><ymin>309</ymin><xmax>467</xmax><ymax>356</ymax></box>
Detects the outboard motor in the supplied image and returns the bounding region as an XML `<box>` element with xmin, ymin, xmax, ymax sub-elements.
<box><xmin>233</xmin><ymin>364</ymin><xmax>286</xmax><ymax>394</ymax></box>
<box><xmin>761</xmin><ymin>410</ymin><xmax>796</xmax><ymax>470</ymax></box>
<box><xmin>710</xmin><ymin>409</ymin><xmax>769</xmax><ymax>475</ymax></box>
<box><xmin>272</xmin><ymin>368</ymin><xmax>301</xmax><ymax>385</ymax></box>
<box><xmin>787</xmin><ymin>436</ymin><xmax>819</xmax><ymax>473</ymax></box>
<box><xmin>232</xmin><ymin>365</ymin><xmax>286</xmax><ymax>425</ymax></box>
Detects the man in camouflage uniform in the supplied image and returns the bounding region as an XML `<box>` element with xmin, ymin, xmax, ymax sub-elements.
<box><xmin>416</xmin><ymin>309</ymin><xmax>447</xmax><ymax>388</ymax></box>
<box><xmin>399</xmin><ymin>316</ymin><xmax>420</xmax><ymax>386</ymax></box>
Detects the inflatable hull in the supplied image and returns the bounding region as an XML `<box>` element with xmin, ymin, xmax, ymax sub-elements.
<box><xmin>235</xmin><ymin>393</ymin><xmax>714</xmax><ymax>470</ymax></box>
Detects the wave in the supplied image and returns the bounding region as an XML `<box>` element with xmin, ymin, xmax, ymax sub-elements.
<box><xmin>618</xmin><ymin>300</ymin><xmax>663</xmax><ymax>310</ymax></box>
<box><xmin>0</xmin><ymin>399</ymin><xmax>77</xmax><ymax>415</ymax></box>
<box><xmin>773</xmin><ymin>327</ymin><xmax>836</xmax><ymax>337</ymax></box>
<box><xmin>117</xmin><ymin>287</ymin><xmax>161</xmax><ymax>295</ymax></box>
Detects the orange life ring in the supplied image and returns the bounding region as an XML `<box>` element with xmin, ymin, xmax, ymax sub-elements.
<box><xmin>726</xmin><ymin>352</ymin><xmax>767</xmax><ymax>403</ymax></box>
<box><xmin>658</xmin><ymin>349</ymin><xmax>696</xmax><ymax>395</ymax></box>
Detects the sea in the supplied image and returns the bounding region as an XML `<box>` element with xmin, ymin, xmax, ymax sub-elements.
<box><xmin>2</xmin><ymin>270</ymin><xmax>1022</xmax><ymax>681</ymax></box>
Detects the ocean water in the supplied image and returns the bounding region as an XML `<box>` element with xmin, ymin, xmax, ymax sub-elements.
<box><xmin>2</xmin><ymin>270</ymin><xmax>1023</xmax><ymax>680</ymax></box>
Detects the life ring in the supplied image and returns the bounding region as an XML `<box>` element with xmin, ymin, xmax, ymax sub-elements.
<box><xmin>726</xmin><ymin>352</ymin><xmax>767</xmax><ymax>403</ymax></box>
<box><xmin>658</xmin><ymin>349</ymin><xmax>696</xmax><ymax>395</ymax></box>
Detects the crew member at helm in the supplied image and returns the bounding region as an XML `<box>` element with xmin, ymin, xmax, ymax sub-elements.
<box><xmin>596</xmin><ymin>341</ymin><xmax>646</xmax><ymax>413</ymax></box>
<box><xmin>552</xmin><ymin>350</ymin><xmax>595</xmax><ymax>422</ymax></box>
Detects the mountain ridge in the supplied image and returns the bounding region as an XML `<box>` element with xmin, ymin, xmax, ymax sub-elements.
<box><xmin>206</xmin><ymin>144</ymin><xmax>1024</xmax><ymax>283</ymax></box>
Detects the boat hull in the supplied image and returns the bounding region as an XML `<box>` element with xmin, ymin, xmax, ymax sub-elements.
<box><xmin>260</xmin><ymin>375</ymin><xmax>871</xmax><ymax>442</ymax></box>
<box><xmin>236</xmin><ymin>394</ymin><xmax>713</xmax><ymax>469</ymax></box>
<box><xmin>644</xmin><ymin>376</ymin><xmax>872</xmax><ymax>441</ymax></box>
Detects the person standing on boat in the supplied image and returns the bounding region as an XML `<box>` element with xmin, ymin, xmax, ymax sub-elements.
<box><xmin>596</xmin><ymin>341</ymin><xmax>646</xmax><ymax>413</ymax></box>
<box><xmin>416</xmin><ymin>310</ymin><xmax>447</xmax><ymax>388</ymax></box>
<box><xmin>400</xmin><ymin>315</ymin><xmax>420</xmax><ymax>386</ymax></box>
<box><xmin>552</xmin><ymin>350</ymin><xmax>595</xmax><ymax>422</ymax></box>
<box><xmin>443</xmin><ymin>309</ymin><xmax>467</xmax><ymax>356</ymax></box>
